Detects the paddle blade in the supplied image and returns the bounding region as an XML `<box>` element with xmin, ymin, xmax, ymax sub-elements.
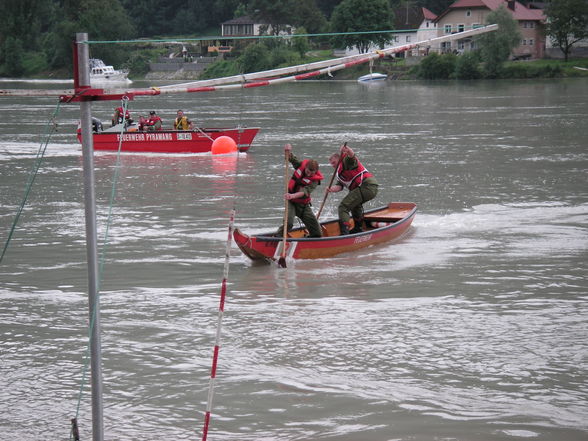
<box><xmin>277</xmin><ymin>256</ymin><xmax>287</xmax><ymax>268</ymax></box>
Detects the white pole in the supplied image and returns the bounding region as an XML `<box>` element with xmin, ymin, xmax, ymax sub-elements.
<box><xmin>76</xmin><ymin>32</ymin><xmax>104</xmax><ymax>441</ymax></box>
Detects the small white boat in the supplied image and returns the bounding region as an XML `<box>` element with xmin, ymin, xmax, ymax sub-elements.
<box><xmin>357</xmin><ymin>72</ymin><xmax>387</xmax><ymax>83</ymax></box>
<box><xmin>89</xmin><ymin>59</ymin><xmax>131</xmax><ymax>85</ymax></box>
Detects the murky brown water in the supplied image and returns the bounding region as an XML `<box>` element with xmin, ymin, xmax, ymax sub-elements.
<box><xmin>1</xmin><ymin>78</ymin><xmax>587</xmax><ymax>440</ymax></box>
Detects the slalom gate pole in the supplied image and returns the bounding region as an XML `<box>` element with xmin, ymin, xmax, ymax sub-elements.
<box><xmin>201</xmin><ymin>208</ymin><xmax>235</xmax><ymax>441</ymax></box>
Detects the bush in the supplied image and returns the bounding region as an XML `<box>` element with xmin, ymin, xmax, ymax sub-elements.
<box><xmin>416</xmin><ymin>53</ymin><xmax>457</xmax><ymax>79</ymax></box>
<box><xmin>270</xmin><ymin>47</ymin><xmax>304</xmax><ymax>69</ymax></box>
<box><xmin>200</xmin><ymin>59</ymin><xmax>240</xmax><ymax>79</ymax></box>
<box><xmin>238</xmin><ymin>43</ymin><xmax>272</xmax><ymax>73</ymax></box>
<box><xmin>122</xmin><ymin>48</ymin><xmax>167</xmax><ymax>75</ymax></box>
<box><xmin>500</xmin><ymin>62</ymin><xmax>564</xmax><ymax>79</ymax></box>
<box><xmin>455</xmin><ymin>51</ymin><xmax>482</xmax><ymax>79</ymax></box>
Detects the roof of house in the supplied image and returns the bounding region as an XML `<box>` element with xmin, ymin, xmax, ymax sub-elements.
<box><xmin>393</xmin><ymin>6</ymin><xmax>437</xmax><ymax>31</ymax></box>
<box><xmin>222</xmin><ymin>15</ymin><xmax>268</xmax><ymax>25</ymax></box>
<box><xmin>422</xmin><ymin>7</ymin><xmax>438</xmax><ymax>21</ymax></box>
<box><xmin>435</xmin><ymin>0</ymin><xmax>545</xmax><ymax>22</ymax></box>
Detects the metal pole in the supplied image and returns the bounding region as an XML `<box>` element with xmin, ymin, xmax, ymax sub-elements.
<box><xmin>76</xmin><ymin>32</ymin><xmax>104</xmax><ymax>441</ymax></box>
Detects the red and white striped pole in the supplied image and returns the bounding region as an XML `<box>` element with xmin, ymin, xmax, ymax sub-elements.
<box><xmin>201</xmin><ymin>208</ymin><xmax>235</xmax><ymax>441</ymax></box>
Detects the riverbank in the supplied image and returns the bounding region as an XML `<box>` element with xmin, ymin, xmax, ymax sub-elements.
<box><xmin>141</xmin><ymin>57</ymin><xmax>588</xmax><ymax>81</ymax></box>
<box><xmin>8</xmin><ymin>57</ymin><xmax>588</xmax><ymax>83</ymax></box>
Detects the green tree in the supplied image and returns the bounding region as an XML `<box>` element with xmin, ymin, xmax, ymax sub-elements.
<box><xmin>544</xmin><ymin>0</ymin><xmax>588</xmax><ymax>62</ymax></box>
<box><xmin>0</xmin><ymin>0</ymin><xmax>57</xmax><ymax>75</ymax></box>
<box><xmin>292</xmin><ymin>26</ymin><xmax>311</xmax><ymax>57</ymax></box>
<box><xmin>330</xmin><ymin>0</ymin><xmax>394</xmax><ymax>53</ymax></box>
<box><xmin>234</xmin><ymin>2</ymin><xmax>248</xmax><ymax>18</ymax></box>
<box><xmin>317</xmin><ymin>0</ymin><xmax>343</xmax><ymax>19</ymax></box>
<box><xmin>477</xmin><ymin>5</ymin><xmax>521</xmax><ymax>78</ymax></box>
<box><xmin>250</xmin><ymin>0</ymin><xmax>297</xmax><ymax>35</ymax></box>
<box><xmin>55</xmin><ymin>0</ymin><xmax>136</xmax><ymax>72</ymax></box>
<box><xmin>291</xmin><ymin>0</ymin><xmax>328</xmax><ymax>34</ymax></box>
<box><xmin>1</xmin><ymin>36</ymin><xmax>25</xmax><ymax>76</ymax></box>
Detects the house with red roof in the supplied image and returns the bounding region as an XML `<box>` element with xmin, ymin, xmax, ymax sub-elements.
<box><xmin>390</xmin><ymin>6</ymin><xmax>438</xmax><ymax>56</ymax></box>
<box><xmin>433</xmin><ymin>0</ymin><xmax>546</xmax><ymax>59</ymax></box>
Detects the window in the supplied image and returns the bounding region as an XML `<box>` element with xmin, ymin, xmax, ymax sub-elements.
<box><xmin>466</xmin><ymin>9</ymin><xmax>471</xmax><ymax>17</ymax></box>
<box><xmin>444</xmin><ymin>24</ymin><xmax>452</xmax><ymax>34</ymax></box>
<box><xmin>406</xmin><ymin>35</ymin><xmax>411</xmax><ymax>42</ymax></box>
<box><xmin>224</xmin><ymin>23</ymin><xmax>253</xmax><ymax>36</ymax></box>
<box><xmin>458</xmin><ymin>24</ymin><xmax>465</xmax><ymax>32</ymax></box>
<box><xmin>529</xmin><ymin>39</ymin><xmax>534</xmax><ymax>45</ymax></box>
<box><xmin>521</xmin><ymin>39</ymin><xmax>527</xmax><ymax>45</ymax></box>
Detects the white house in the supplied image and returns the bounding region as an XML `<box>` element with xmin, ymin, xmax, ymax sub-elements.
<box><xmin>221</xmin><ymin>15</ymin><xmax>294</xmax><ymax>38</ymax></box>
<box><xmin>389</xmin><ymin>5</ymin><xmax>438</xmax><ymax>56</ymax></box>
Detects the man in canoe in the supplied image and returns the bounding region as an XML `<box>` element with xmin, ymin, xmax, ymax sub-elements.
<box><xmin>277</xmin><ymin>144</ymin><xmax>324</xmax><ymax>238</ymax></box>
<box><xmin>327</xmin><ymin>144</ymin><xmax>379</xmax><ymax>235</ymax></box>
<box><xmin>174</xmin><ymin>109</ymin><xmax>193</xmax><ymax>130</ymax></box>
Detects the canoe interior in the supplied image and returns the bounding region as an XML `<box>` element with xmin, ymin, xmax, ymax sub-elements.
<box><xmin>266</xmin><ymin>202</ymin><xmax>416</xmax><ymax>239</ymax></box>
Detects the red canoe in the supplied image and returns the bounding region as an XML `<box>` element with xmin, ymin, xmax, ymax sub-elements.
<box><xmin>76</xmin><ymin>126</ymin><xmax>260</xmax><ymax>153</ymax></box>
<box><xmin>233</xmin><ymin>202</ymin><xmax>417</xmax><ymax>262</ymax></box>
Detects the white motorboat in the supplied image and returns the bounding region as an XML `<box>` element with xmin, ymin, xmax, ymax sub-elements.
<box><xmin>89</xmin><ymin>58</ymin><xmax>132</xmax><ymax>85</ymax></box>
<box><xmin>357</xmin><ymin>72</ymin><xmax>387</xmax><ymax>83</ymax></box>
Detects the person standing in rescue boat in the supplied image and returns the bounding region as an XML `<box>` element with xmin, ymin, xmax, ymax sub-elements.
<box><xmin>112</xmin><ymin>106</ymin><xmax>132</xmax><ymax>127</ymax></box>
<box><xmin>174</xmin><ymin>109</ymin><xmax>193</xmax><ymax>130</ymax></box>
<box><xmin>276</xmin><ymin>143</ymin><xmax>324</xmax><ymax>238</ymax></box>
<box><xmin>145</xmin><ymin>111</ymin><xmax>163</xmax><ymax>131</ymax></box>
<box><xmin>327</xmin><ymin>143</ymin><xmax>379</xmax><ymax>235</ymax></box>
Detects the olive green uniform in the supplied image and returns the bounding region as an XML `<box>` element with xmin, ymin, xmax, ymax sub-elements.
<box><xmin>277</xmin><ymin>153</ymin><xmax>323</xmax><ymax>238</ymax></box>
<box><xmin>337</xmin><ymin>155</ymin><xmax>378</xmax><ymax>224</ymax></box>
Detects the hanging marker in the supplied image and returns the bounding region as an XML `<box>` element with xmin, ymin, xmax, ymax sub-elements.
<box><xmin>71</xmin><ymin>418</ymin><xmax>80</xmax><ymax>441</ymax></box>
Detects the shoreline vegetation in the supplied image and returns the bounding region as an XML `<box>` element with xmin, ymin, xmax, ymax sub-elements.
<box><xmin>8</xmin><ymin>54</ymin><xmax>588</xmax><ymax>83</ymax></box>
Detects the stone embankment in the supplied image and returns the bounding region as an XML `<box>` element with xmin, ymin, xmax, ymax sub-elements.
<box><xmin>145</xmin><ymin>55</ymin><xmax>215</xmax><ymax>80</ymax></box>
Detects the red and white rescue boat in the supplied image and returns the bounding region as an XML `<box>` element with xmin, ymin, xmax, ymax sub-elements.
<box><xmin>76</xmin><ymin>124</ymin><xmax>260</xmax><ymax>154</ymax></box>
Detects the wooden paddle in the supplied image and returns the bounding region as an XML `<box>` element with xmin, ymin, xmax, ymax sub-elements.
<box><xmin>278</xmin><ymin>149</ymin><xmax>289</xmax><ymax>268</ymax></box>
<box><xmin>316</xmin><ymin>142</ymin><xmax>346</xmax><ymax>220</ymax></box>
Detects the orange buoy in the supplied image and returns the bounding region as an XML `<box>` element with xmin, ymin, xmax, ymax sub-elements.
<box><xmin>211</xmin><ymin>136</ymin><xmax>238</xmax><ymax>155</ymax></box>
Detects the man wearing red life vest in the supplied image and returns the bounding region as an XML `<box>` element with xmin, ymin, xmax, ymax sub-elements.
<box><xmin>145</xmin><ymin>111</ymin><xmax>163</xmax><ymax>131</ymax></box>
<box><xmin>112</xmin><ymin>106</ymin><xmax>132</xmax><ymax>127</ymax></box>
<box><xmin>277</xmin><ymin>143</ymin><xmax>324</xmax><ymax>238</ymax></box>
<box><xmin>327</xmin><ymin>144</ymin><xmax>379</xmax><ymax>235</ymax></box>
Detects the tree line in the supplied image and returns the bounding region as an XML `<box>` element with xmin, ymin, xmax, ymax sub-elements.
<box><xmin>0</xmin><ymin>0</ymin><xmax>455</xmax><ymax>77</ymax></box>
<box><xmin>0</xmin><ymin>0</ymin><xmax>585</xmax><ymax>77</ymax></box>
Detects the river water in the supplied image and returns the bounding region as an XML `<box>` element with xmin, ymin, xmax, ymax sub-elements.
<box><xmin>0</xmin><ymin>78</ymin><xmax>587</xmax><ymax>441</ymax></box>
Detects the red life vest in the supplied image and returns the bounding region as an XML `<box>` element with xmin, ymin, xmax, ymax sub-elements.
<box><xmin>336</xmin><ymin>155</ymin><xmax>373</xmax><ymax>190</ymax></box>
<box><xmin>288</xmin><ymin>159</ymin><xmax>323</xmax><ymax>205</ymax></box>
<box><xmin>114</xmin><ymin>107</ymin><xmax>131</xmax><ymax>123</ymax></box>
<box><xmin>146</xmin><ymin>115</ymin><xmax>162</xmax><ymax>128</ymax></box>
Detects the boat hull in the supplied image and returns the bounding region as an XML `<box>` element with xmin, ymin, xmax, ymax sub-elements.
<box><xmin>234</xmin><ymin>202</ymin><xmax>416</xmax><ymax>261</ymax></box>
<box><xmin>77</xmin><ymin>127</ymin><xmax>260</xmax><ymax>153</ymax></box>
<box><xmin>357</xmin><ymin>73</ymin><xmax>387</xmax><ymax>83</ymax></box>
